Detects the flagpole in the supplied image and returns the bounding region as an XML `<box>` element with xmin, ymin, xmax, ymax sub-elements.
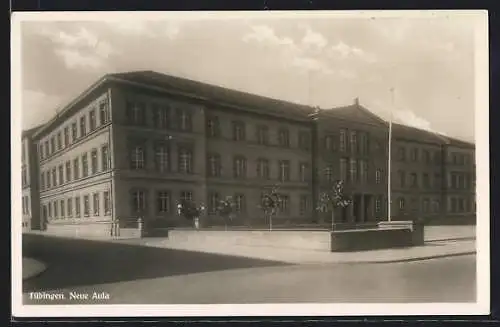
<box><xmin>388</xmin><ymin>87</ymin><xmax>394</xmax><ymax>222</ymax></box>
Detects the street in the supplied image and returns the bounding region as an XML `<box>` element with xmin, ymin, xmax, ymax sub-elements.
<box><xmin>22</xmin><ymin>234</ymin><xmax>476</xmax><ymax>304</ymax></box>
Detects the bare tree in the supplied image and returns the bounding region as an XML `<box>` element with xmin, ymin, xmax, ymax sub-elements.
<box><xmin>316</xmin><ymin>180</ymin><xmax>351</xmax><ymax>231</ymax></box>
<box><xmin>259</xmin><ymin>185</ymin><xmax>281</xmax><ymax>231</ymax></box>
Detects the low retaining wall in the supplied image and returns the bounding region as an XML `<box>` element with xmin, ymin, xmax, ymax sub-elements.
<box><xmin>330</xmin><ymin>228</ymin><xmax>414</xmax><ymax>252</ymax></box>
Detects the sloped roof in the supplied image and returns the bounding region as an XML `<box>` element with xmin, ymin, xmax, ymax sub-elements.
<box><xmin>110</xmin><ymin>70</ymin><xmax>315</xmax><ymax>121</ymax></box>
<box><xmin>316</xmin><ymin>102</ymin><xmax>388</xmax><ymax>127</ymax></box>
<box><xmin>391</xmin><ymin>123</ymin><xmax>450</xmax><ymax>145</ymax></box>
<box><xmin>22</xmin><ymin>124</ymin><xmax>45</xmax><ymax>139</ymax></box>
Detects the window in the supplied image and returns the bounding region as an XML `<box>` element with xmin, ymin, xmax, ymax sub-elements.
<box><xmin>458</xmin><ymin>198</ymin><xmax>465</xmax><ymax>212</ymax></box>
<box><xmin>99</xmin><ymin>101</ymin><xmax>110</xmax><ymax>125</ymax></box>
<box><xmin>325</xmin><ymin>165</ymin><xmax>333</xmax><ymax>182</ymax></box>
<box><xmin>299</xmin><ymin>195</ymin><xmax>309</xmax><ymax>215</ymax></box>
<box><xmin>339</xmin><ymin>129</ymin><xmax>347</xmax><ymax>152</ymax></box>
<box><xmin>359</xmin><ymin>132</ymin><xmax>369</xmax><ymax>155</ymax></box>
<box><xmin>156</xmin><ymin>191</ymin><xmax>171</xmax><ymax>214</ymax></box>
<box><xmin>127</xmin><ymin>101</ymin><xmax>146</xmax><ymax>125</ymax></box>
<box><xmin>93</xmin><ymin>193</ymin><xmax>100</xmax><ymax>216</ymax></box>
<box><xmin>63</xmin><ymin>127</ymin><xmax>69</xmax><ymax>148</ymax></box>
<box><xmin>350</xmin><ymin>131</ymin><xmax>357</xmax><ymax>153</ymax></box>
<box><xmin>232</xmin><ymin>121</ymin><xmax>245</xmax><ymax>141</ymax></box>
<box><xmin>233</xmin><ymin>156</ymin><xmax>247</xmax><ymax>178</ymax></box>
<box><xmin>57</xmin><ymin>132</ymin><xmax>62</xmax><ymax>150</ymax></box>
<box><xmin>83</xmin><ymin>195</ymin><xmax>90</xmax><ymax>217</ymax></box>
<box><xmin>21</xmin><ymin>167</ymin><xmax>27</xmax><ymax>187</ymax></box>
<box><xmin>154</xmin><ymin>142</ymin><xmax>170</xmax><ymax>172</ymax></box>
<box><xmin>71</xmin><ymin>122</ymin><xmax>78</xmax><ymax>142</ymax></box>
<box><xmin>101</xmin><ymin>144</ymin><xmax>110</xmax><ymax>171</ymax></box>
<box><xmin>299</xmin><ymin>131</ymin><xmax>310</xmax><ymax>151</ymax></box>
<box><xmin>50</xmin><ymin>137</ymin><xmax>56</xmax><ymax>154</ymax></box>
<box><xmin>60</xmin><ymin>200</ymin><xmax>65</xmax><ymax>218</ymax></box>
<box><xmin>398</xmin><ymin>170</ymin><xmax>406</xmax><ymax>188</ymax></box>
<box><xmin>82</xmin><ymin>153</ymin><xmax>89</xmax><ymax>177</ymax></box>
<box><xmin>180</xmin><ymin>191</ymin><xmax>193</xmax><ymax>202</ymax></box>
<box><xmin>207</xmin><ymin>116</ymin><xmax>220</xmax><ymax>138</ymax></box>
<box><xmin>278</xmin><ymin>194</ymin><xmax>289</xmax><ymax>214</ymax></box>
<box><xmin>375</xmin><ymin>169</ymin><xmax>382</xmax><ymax>184</ymax></box>
<box><xmin>432</xmin><ymin>200</ymin><xmax>440</xmax><ymax>213</ymax></box>
<box><xmin>131</xmin><ymin>190</ymin><xmax>146</xmax><ymax>214</ymax></box>
<box><xmin>398</xmin><ymin>197</ymin><xmax>405</xmax><ymax>210</ymax></box>
<box><xmin>422</xmin><ymin>199</ymin><xmax>429</xmax><ymax>213</ymax></box>
<box><xmin>299</xmin><ymin>162</ymin><xmax>308</xmax><ymax>182</ymax></box>
<box><xmin>325</xmin><ymin>135</ymin><xmax>334</xmax><ymax>151</ymax></box>
<box><xmin>208</xmin><ymin>192</ymin><xmax>219</xmax><ymax>215</ymax></box>
<box><xmin>130</xmin><ymin>143</ymin><xmax>145</xmax><ymax>170</ymax></box>
<box><xmin>44</xmin><ymin>140</ymin><xmax>49</xmax><ymax>157</ymax></box>
<box><xmin>177</xmin><ymin>109</ymin><xmax>192</xmax><ymax>131</ymax></box>
<box><xmin>340</xmin><ymin>158</ymin><xmax>347</xmax><ymax>182</ymax></box>
<box><xmin>40</xmin><ymin>172</ymin><xmax>45</xmax><ymax>190</ymax></box>
<box><xmin>397</xmin><ymin>147</ymin><xmax>406</xmax><ymax>161</ymax></box>
<box><xmin>54</xmin><ymin>201</ymin><xmax>58</xmax><ymax>218</ymax></box>
<box><xmin>375</xmin><ymin>196</ymin><xmax>382</xmax><ymax>214</ymax></box>
<box><xmin>52</xmin><ymin>167</ymin><xmax>57</xmax><ymax>186</ymax></box>
<box><xmin>434</xmin><ymin>151</ymin><xmax>441</xmax><ymax>164</ymax></box>
<box><xmin>411</xmin><ymin>148</ymin><xmax>419</xmax><ymax>162</ymax></box>
<box><xmin>278</xmin><ymin>128</ymin><xmax>290</xmax><ymax>147</ymax></box>
<box><xmin>207</xmin><ymin>153</ymin><xmax>221</xmax><ymax>177</ymax></box>
<box><xmin>349</xmin><ymin>159</ymin><xmax>357</xmax><ymax>183</ymax></box>
<box><xmin>39</xmin><ymin>143</ymin><xmax>44</xmax><ymax>160</ymax></box>
<box><xmin>79</xmin><ymin>116</ymin><xmax>86</xmax><ymax>138</ymax></box>
<box><xmin>278</xmin><ymin>160</ymin><xmax>290</xmax><ymax>182</ymax></box>
<box><xmin>178</xmin><ymin>146</ymin><xmax>193</xmax><ymax>174</ymax></box>
<box><xmin>46</xmin><ymin>170</ymin><xmax>51</xmax><ymax>188</ymax></box>
<box><xmin>434</xmin><ymin>173</ymin><xmax>441</xmax><ymax>189</ymax></box>
<box><xmin>47</xmin><ymin>202</ymin><xmax>52</xmax><ymax>218</ymax></box>
<box><xmin>89</xmin><ymin>109</ymin><xmax>97</xmax><ymax>131</ymax></box>
<box><xmin>410</xmin><ymin>173</ymin><xmax>418</xmax><ymax>187</ymax></box>
<box><xmin>423</xmin><ymin>150</ymin><xmax>431</xmax><ymax>164</ymax></box>
<box><xmin>256</xmin><ymin>125</ymin><xmax>269</xmax><ymax>145</ymax></box>
<box><xmin>73</xmin><ymin>158</ymin><xmax>80</xmax><ymax>180</ymax></box>
<box><xmin>359</xmin><ymin>160</ymin><xmax>368</xmax><ymax>183</ymax></box>
<box><xmin>234</xmin><ymin>194</ymin><xmax>245</xmax><ymax>213</ymax></box>
<box><xmin>58</xmin><ymin>165</ymin><xmax>64</xmax><ymax>185</ymax></box>
<box><xmin>67</xmin><ymin>198</ymin><xmax>72</xmax><ymax>217</ymax></box>
<box><xmin>104</xmin><ymin>191</ymin><xmax>111</xmax><ymax>215</ymax></box>
<box><xmin>422</xmin><ymin>173</ymin><xmax>430</xmax><ymax>188</ymax></box>
<box><xmin>257</xmin><ymin>158</ymin><xmax>270</xmax><ymax>179</ymax></box>
<box><xmin>153</xmin><ymin>104</ymin><xmax>169</xmax><ymax>129</ymax></box>
<box><xmin>91</xmin><ymin>149</ymin><xmax>98</xmax><ymax>174</ymax></box>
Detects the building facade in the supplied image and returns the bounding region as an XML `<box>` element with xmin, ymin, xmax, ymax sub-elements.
<box><xmin>21</xmin><ymin>126</ymin><xmax>42</xmax><ymax>231</ymax></box>
<box><xmin>23</xmin><ymin>70</ymin><xmax>476</xmax><ymax>237</ymax></box>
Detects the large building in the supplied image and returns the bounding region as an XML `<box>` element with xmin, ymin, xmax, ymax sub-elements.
<box><xmin>23</xmin><ymin>70</ymin><xmax>476</xmax><ymax>237</ymax></box>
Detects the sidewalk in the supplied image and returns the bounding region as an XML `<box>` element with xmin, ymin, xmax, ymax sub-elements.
<box><xmin>23</xmin><ymin>257</ymin><xmax>47</xmax><ymax>280</ymax></box>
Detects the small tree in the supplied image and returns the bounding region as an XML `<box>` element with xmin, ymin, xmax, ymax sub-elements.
<box><xmin>216</xmin><ymin>196</ymin><xmax>236</xmax><ymax>231</ymax></box>
<box><xmin>316</xmin><ymin>180</ymin><xmax>351</xmax><ymax>231</ymax></box>
<box><xmin>177</xmin><ymin>199</ymin><xmax>205</xmax><ymax>229</ymax></box>
<box><xmin>259</xmin><ymin>185</ymin><xmax>281</xmax><ymax>231</ymax></box>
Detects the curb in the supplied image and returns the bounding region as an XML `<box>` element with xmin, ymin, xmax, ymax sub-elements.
<box><xmin>334</xmin><ymin>251</ymin><xmax>477</xmax><ymax>265</ymax></box>
<box><xmin>23</xmin><ymin>258</ymin><xmax>47</xmax><ymax>281</ymax></box>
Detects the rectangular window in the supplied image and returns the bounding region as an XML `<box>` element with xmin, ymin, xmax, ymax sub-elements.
<box><xmin>398</xmin><ymin>170</ymin><xmax>406</xmax><ymax>188</ymax></box>
<box><xmin>130</xmin><ymin>143</ymin><xmax>145</xmax><ymax>170</ymax></box>
<box><xmin>207</xmin><ymin>154</ymin><xmax>221</xmax><ymax>177</ymax></box>
<box><xmin>40</xmin><ymin>172</ymin><xmax>45</xmax><ymax>190</ymax></box>
<box><xmin>39</xmin><ymin>143</ymin><xmax>44</xmax><ymax>160</ymax></box>
<box><xmin>208</xmin><ymin>192</ymin><xmax>219</xmax><ymax>215</ymax></box>
<box><xmin>177</xmin><ymin>109</ymin><xmax>192</xmax><ymax>132</ymax></box>
<box><xmin>46</xmin><ymin>170</ymin><xmax>51</xmax><ymax>188</ymax></box>
<box><xmin>99</xmin><ymin>101</ymin><xmax>110</xmax><ymax>125</ymax></box>
<box><xmin>325</xmin><ymin>165</ymin><xmax>333</xmax><ymax>182</ymax></box>
<box><xmin>44</xmin><ymin>140</ymin><xmax>49</xmax><ymax>157</ymax></box>
<box><xmin>67</xmin><ymin>198</ymin><xmax>72</xmax><ymax>217</ymax></box>
<box><xmin>101</xmin><ymin>144</ymin><xmax>110</xmax><ymax>171</ymax></box>
<box><xmin>410</xmin><ymin>173</ymin><xmax>418</xmax><ymax>187</ymax></box>
<box><xmin>340</xmin><ymin>158</ymin><xmax>347</xmax><ymax>182</ymax></box>
<box><xmin>60</xmin><ymin>200</ymin><xmax>65</xmax><ymax>218</ymax></box>
<box><xmin>339</xmin><ymin>129</ymin><xmax>347</xmax><ymax>152</ymax></box>
<box><xmin>234</xmin><ymin>193</ymin><xmax>246</xmax><ymax>213</ymax></box>
<box><xmin>278</xmin><ymin>194</ymin><xmax>289</xmax><ymax>214</ymax></box>
<box><xmin>54</xmin><ymin>201</ymin><xmax>58</xmax><ymax>218</ymax></box>
<box><xmin>154</xmin><ymin>142</ymin><xmax>170</xmax><ymax>172</ymax></box>
<box><xmin>434</xmin><ymin>173</ymin><xmax>441</xmax><ymax>189</ymax></box>
<box><xmin>422</xmin><ymin>198</ymin><xmax>429</xmax><ymax>213</ymax></box>
<box><xmin>207</xmin><ymin>116</ymin><xmax>220</xmax><ymax>138</ymax></box>
<box><xmin>398</xmin><ymin>147</ymin><xmax>406</xmax><ymax>161</ymax></box>
<box><xmin>423</xmin><ymin>150</ymin><xmax>431</xmax><ymax>164</ymax></box>
<box><xmin>375</xmin><ymin>196</ymin><xmax>382</xmax><ymax>213</ymax></box>
<box><xmin>233</xmin><ymin>156</ymin><xmax>247</xmax><ymax>178</ymax></box>
<box><xmin>83</xmin><ymin>195</ymin><xmax>90</xmax><ymax>217</ymax></box>
<box><xmin>422</xmin><ymin>173</ymin><xmax>430</xmax><ymax>188</ymax></box>
<box><xmin>180</xmin><ymin>191</ymin><xmax>193</xmax><ymax>202</ymax></box>
<box><xmin>299</xmin><ymin>195</ymin><xmax>309</xmax><ymax>216</ymax></box>
<box><xmin>157</xmin><ymin>191</ymin><xmax>171</xmax><ymax>214</ymax></box>
<box><xmin>232</xmin><ymin>121</ymin><xmax>246</xmax><ymax>141</ymax></box>
<box><xmin>79</xmin><ymin>116</ymin><xmax>86</xmax><ymax>138</ymax></box>
<box><xmin>131</xmin><ymin>190</ymin><xmax>147</xmax><ymax>213</ymax></box>
<box><xmin>278</xmin><ymin>160</ymin><xmax>290</xmax><ymax>182</ymax></box>
<box><xmin>127</xmin><ymin>101</ymin><xmax>146</xmax><ymax>126</ymax></box>
<box><xmin>349</xmin><ymin>159</ymin><xmax>357</xmax><ymax>183</ymax></box>
<box><xmin>359</xmin><ymin>160</ymin><xmax>368</xmax><ymax>183</ymax></box>
<box><xmin>71</xmin><ymin>122</ymin><xmax>78</xmax><ymax>142</ymax></box>
<box><xmin>89</xmin><ymin>109</ymin><xmax>97</xmax><ymax>131</ymax></box>
<box><xmin>324</xmin><ymin>135</ymin><xmax>334</xmax><ymax>151</ymax></box>
<box><xmin>178</xmin><ymin>146</ymin><xmax>193</xmax><ymax>174</ymax></box>
<box><xmin>75</xmin><ymin>196</ymin><xmax>81</xmax><ymax>218</ymax></box>
<box><xmin>256</xmin><ymin>125</ymin><xmax>269</xmax><ymax>145</ymax></box>
<box><xmin>58</xmin><ymin>165</ymin><xmax>64</xmax><ymax>185</ymax></box>
<box><xmin>57</xmin><ymin>132</ymin><xmax>62</xmax><ymax>150</ymax></box>
<box><xmin>63</xmin><ymin>127</ymin><xmax>69</xmax><ymax>148</ymax></box>
<box><xmin>399</xmin><ymin>197</ymin><xmax>405</xmax><ymax>210</ymax></box>
<box><xmin>411</xmin><ymin>148</ymin><xmax>419</xmax><ymax>162</ymax></box>
<box><xmin>93</xmin><ymin>193</ymin><xmax>100</xmax><ymax>216</ymax></box>
<box><xmin>82</xmin><ymin>153</ymin><xmax>89</xmax><ymax>177</ymax></box>
<box><xmin>299</xmin><ymin>162</ymin><xmax>308</xmax><ymax>182</ymax></box>
<box><xmin>50</xmin><ymin>137</ymin><xmax>56</xmax><ymax>154</ymax></box>
<box><xmin>52</xmin><ymin>167</ymin><xmax>57</xmax><ymax>186</ymax></box>
<box><xmin>278</xmin><ymin>128</ymin><xmax>290</xmax><ymax>147</ymax></box>
<box><xmin>153</xmin><ymin>104</ymin><xmax>169</xmax><ymax>129</ymax></box>
<box><xmin>104</xmin><ymin>191</ymin><xmax>111</xmax><ymax>215</ymax></box>
<box><xmin>350</xmin><ymin>131</ymin><xmax>357</xmax><ymax>154</ymax></box>
<box><xmin>91</xmin><ymin>149</ymin><xmax>98</xmax><ymax>174</ymax></box>
<box><xmin>257</xmin><ymin>158</ymin><xmax>270</xmax><ymax>179</ymax></box>
<box><xmin>375</xmin><ymin>169</ymin><xmax>382</xmax><ymax>184</ymax></box>
<box><xmin>299</xmin><ymin>131</ymin><xmax>310</xmax><ymax>151</ymax></box>
<box><xmin>73</xmin><ymin>158</ymin><xmax>80</xmax><ymax>180</ymax></box>
<box><xmin>48</xmin><ymin>202</ymin><xmax>52</xmax><ymax>218</ymax></box>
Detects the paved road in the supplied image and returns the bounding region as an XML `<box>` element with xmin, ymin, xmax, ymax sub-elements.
<box><xmin>22</xmin><ymin>234</ymin><xmax>476</xmax><ymax>304</ymax></box>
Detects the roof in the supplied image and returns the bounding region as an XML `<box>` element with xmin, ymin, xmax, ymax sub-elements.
<box><xmin>442</xmin><ymin>135</ymin><xmax>475</xmax><ymax>149</ymax></box>
<box><xmin>110</xmin><ymin>70</ymin><xmax>315</xmax><ymax>121</ymax></box>
<box><xmin>391</xmin><ymin>123</ymin><xmax>450</xmax><ymax>145</ymax></box>
<box><xmin>22</xmin><ymin>124</ymin><xmax>45</xmax><ymax>139</ymax></box>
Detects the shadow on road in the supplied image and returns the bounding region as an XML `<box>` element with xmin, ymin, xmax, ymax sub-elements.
<box><xmin>22</xmin><ymin>234</ymin><xmax>289</xmax><ymax>292</ymax></box>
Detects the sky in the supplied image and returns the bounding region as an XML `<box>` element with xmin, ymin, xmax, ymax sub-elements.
<box><xmin>18</xmin><ymin>12</ymin><xmax>479</xmax><ymax>142</ymax></box>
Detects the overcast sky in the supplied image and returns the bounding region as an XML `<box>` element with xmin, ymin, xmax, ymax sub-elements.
<box><xmin>19</xmin><ymin>12</ymin><xmax>479</xmax><ymax>142</ymax></box>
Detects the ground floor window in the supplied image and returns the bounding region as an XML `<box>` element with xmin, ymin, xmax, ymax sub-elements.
<box><xmin>156</xmin><ymin>191</ymin><xmax>171</xmax><ymax>214</ymax></box>
<box><xmin>104</xmin><ymin>191</ymin><xmax>111</xmax><ymax>215</ymax></box>
<box><xmin>299</xmin><ymin>195</ymin><xmax>309</xmax><ymax>216</ymax></box>
<box><xmin>75</xmin><ymin>196</ymin><xmax>81</xmax><ymax>218</ymax></box>
<box><xmin>131</xmin><ymin>189</ymin><xmax>147</xmax><ymax>214</ymax></box>
<box><xmin>208</xmin><ymin>192</ymin><xmax>219</xmax><ymax>215</ymax></box>
<box><xmin>93</xmin><ymin>193</ymin><xmax>100</xmax><ymax>216</ymax></box>
<box><xmin>234</xmin><ymin>193</ymin><xmax>246</xmax><ymax>214</ymax></box>
<box><xmin>83</xmin><ymin>195</ymin><xmax>90</xmax><ymax>217</ymax></box>
<box><xmin>180</xmin><ymin>191</ymin><xmax>193</xmax><ymax>202</ymax></box>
